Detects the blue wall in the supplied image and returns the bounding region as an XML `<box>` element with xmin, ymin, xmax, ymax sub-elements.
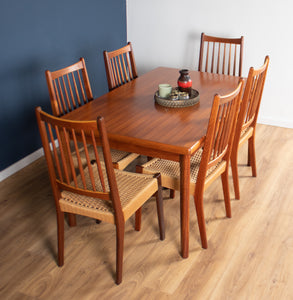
<box><xmin>0</xmin><ymin>0</ymin><xmax>126</xmax><ymax>170</ymax></box>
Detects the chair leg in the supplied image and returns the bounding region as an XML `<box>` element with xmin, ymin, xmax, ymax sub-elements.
<box><xmin>247</xmin><ymin>141</ymin><xmax>251</xmax><ymax>166</ymax></box>
<box><xmin>231</xmin><ymin>149</ymin><xmax>240</xmax><ymax>200</ymax></box>
<box><xmin>135</xmin><ymin>164</ymin><xmax>144</xmax><ymax>231</ymax></box>
<box><xmin>115</xmin><ymin>223</ymin><xmax>125</xmax><ymax>285</ymax></box>
<box><xmin>68</xmin><ymin>213</ymin><xmax>76</xmax><ymax>227</ymax></box>
<box><xmin>221</xmin><ymin>169</ymin><xmax>232</xmax><ymax>218</ymax></box>
<box><xmin>135</xmin><ymin>208</ymin><xmax>142</xmax><ymax>231</ymax></box>
<box><xmin>194</xmin><ymin>193</ymin><xmax>208</xmax><ymax>249</ymax></box>
<box><xmin>155</xmin><ymin>175</ymin><xmax>165</xmax><ymax>240</ymax></box>
<box><xmin>248</xmin><ymin>135</ymin><xmax>257</xmax><ymax>177</ymax></box>
<box><xmin>170</xmin><ymin>189</ymin><xmax>175</xmax><ymax>199</ymax></box>
<box><xmin>57</xmin><ymin>211</ymin><xmax>65</xmax><ymax>266</ymax></box>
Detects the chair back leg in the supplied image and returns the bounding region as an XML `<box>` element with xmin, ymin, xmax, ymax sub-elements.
<box><xmin>115</xmin><ymin>223</ymin><xmax>125</xmax><ymax>285</ymax></box>
<box><xmin>57</xmin><ymin>211</ymin><xmax>65</xmax><ymax>266</ymax></box>
<box><xmin>248</xmin><ymin>135</ymin><xmax>257</xmax><ymax>177</ymax></box>
<box><xmin>221</xmin><ymin>169</ymin><xmax>232</xmax><ymax>218</ymax></box>
<box><xmin>231</xmin><ymin>150</ymin><xmax>240</xmax><ymax>200</ymax></box>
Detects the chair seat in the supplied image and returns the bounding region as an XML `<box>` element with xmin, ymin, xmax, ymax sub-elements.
<box><xmin>141</xmin><ymin>148</ymin><xmax>226</xmax><ymax>194</ymax></box>
<box><xmin>60</xmin><ymin>167</ymin><xmax>158</xmax><ymax>224</ymax></box>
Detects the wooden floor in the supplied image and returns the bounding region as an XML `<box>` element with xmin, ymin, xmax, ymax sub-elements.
<box><xmin>1</xmin><ymin>124</ymin><xmax>293</xmax><ymax>299</ymax></box>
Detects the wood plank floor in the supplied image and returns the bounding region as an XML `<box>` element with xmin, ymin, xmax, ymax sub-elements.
<box><xmin>1</xmin><ymin>124</ymin><xmax>293</xmax><ymax>299</ymax></box>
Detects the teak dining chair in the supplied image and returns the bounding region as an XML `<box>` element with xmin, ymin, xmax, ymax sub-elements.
<box><xmin>137</xmin><ymin>79</ymin><xmax>245</xmax><ymax>249</ymax></box>
<box><xmin>35</xmin><ymin>107</ymin><xmax>165</xmax><ymax>285</ymax></box>
<box><xmin>199</xmin><ymin>32</ymin><xmax>244</xmax><ymax>76</ymax></box>
<box><xmin>231</xmin><ymin>56</ymin><xmax>270</xmax><ymax>200</ymax></box>
<box><xmin>103</xmin><ymin>42</ymin><xmax>138</xmax><ymax>91</ymax></box>
<box><xmin>45</xmin><ymin>58</ymin><xmax>139</xmax><ymax>171</ymax></box>
<box><xmin>45</xmin><ymin>58</ymin><xmax>93</xmax><ymax>117</ymax></box>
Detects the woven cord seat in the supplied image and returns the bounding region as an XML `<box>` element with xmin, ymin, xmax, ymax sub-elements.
<box><xmin>141</xmin><ymin>148</ymin><xmax>226</xmax><ymax>195</ymax></box>
<box><xmin>61</xmin><ymin>167</ymin><xmax>158</xmax><ymax>224</ymax></box>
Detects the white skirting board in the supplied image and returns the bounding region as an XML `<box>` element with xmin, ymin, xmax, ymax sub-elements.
<box><xmin>0</xmin><ymin>148</ymin><xmax>44</xmax><ymax>182</ymax></box>
<box><xmin>257</xmin><ymin>117</ymin><xmax>293</xmax><ymax>129</ymax></box>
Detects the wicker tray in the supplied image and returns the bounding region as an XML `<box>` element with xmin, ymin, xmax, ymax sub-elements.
<box><xmin>154</xmin><ymin>88</ymin><xmax>200</xmax><ymax>108</ymax></box>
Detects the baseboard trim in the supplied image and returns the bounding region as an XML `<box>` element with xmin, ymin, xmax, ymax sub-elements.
<box><xmin>258</xmin><ymin>117</ymin><xmax>293</xmax><ymax>129</ymax></box>
<box><xmin>0</xmin><ymin>148</ymin><xmax>44</xmax><ymax>182</ymax></box>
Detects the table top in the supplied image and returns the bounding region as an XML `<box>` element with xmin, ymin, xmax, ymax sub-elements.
<box><xmin>64</xmin><ymin>67</ymin><xmax>240</xmax><ymax>157</ymax></box>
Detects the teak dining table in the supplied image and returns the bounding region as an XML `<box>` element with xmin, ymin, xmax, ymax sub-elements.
<box><xmin>63</xmin><ymin>67</ymin><xmax>240</xmax><ymax>258</ymax></box>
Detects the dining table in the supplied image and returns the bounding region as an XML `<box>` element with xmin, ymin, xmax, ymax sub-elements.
<box><xmin>63</xmin><ymin>67</ymin><xmax>240</xmax><ymax>258</ymax></box>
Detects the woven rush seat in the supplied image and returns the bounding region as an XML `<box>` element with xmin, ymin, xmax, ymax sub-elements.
<box><xmin>140</xmin><ymin>148</ymin><xmax>225</xmax><ymax>194</ymax></box>
<box><xmin>60</xmin><ymin>167</ymin><xmax>158</xmax><ymax>224</ymax></box>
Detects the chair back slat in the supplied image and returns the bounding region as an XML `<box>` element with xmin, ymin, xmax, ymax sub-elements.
<box><xmin>35</xmin><ymin>107</ymin><xmax>112</xmax><ymax>203</ymax></box>
<box><xmin>46</xmin><ymin>58</ymin><xmax>93</xmax><ymax>117</ymax></box>
<box><xmin>198</xmin><ymin>79</ymin><xmax>244</xmax><ymax>175</ymax></box>
<box><xmin>104</xmin><ymin>42</ymin><xmax>138</xmax><ymax>91</ymax></box>
<box><xmin>199</xmin><ymin>33</ymin><xmax>244</xmax><ymax>76</ymax></box>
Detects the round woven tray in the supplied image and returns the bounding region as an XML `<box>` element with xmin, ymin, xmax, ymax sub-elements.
<box><xmin>154</xmin><ymin>89</ymin><xmax>200</xmax><ymax>108</ymax></box>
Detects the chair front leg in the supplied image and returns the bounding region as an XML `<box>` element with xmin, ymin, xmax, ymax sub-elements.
<box><xmin>194</xmin><ymin>189</ymin><xmax>208</xmax><ymax>249</ymax></box>
<box><xmin>231</xmin><ymin>147</ymin><xmax>240</xmax><ymax>200</ymax></box>
<box><xmin>154</xmin><ymin>173</ymin><xmax>165</xmax><ymax>240</ymax></box>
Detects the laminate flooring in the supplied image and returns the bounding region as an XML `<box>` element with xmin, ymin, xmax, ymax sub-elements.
<box><xmin>0</xmin><ymin>124</ymin><xmax>292</xmax><ymax>299</ymax></box>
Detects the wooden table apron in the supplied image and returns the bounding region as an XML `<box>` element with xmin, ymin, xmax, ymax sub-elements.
<box><xmin>63</xmin><ymin>67</ymin><xmax>240</xmax><ymax>258</ymax></box>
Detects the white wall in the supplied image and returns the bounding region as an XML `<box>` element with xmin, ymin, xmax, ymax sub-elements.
<box><xmin>127</xmin><ymin>0</ymin><xmax>293</xmax><ymax>128</ymax></box>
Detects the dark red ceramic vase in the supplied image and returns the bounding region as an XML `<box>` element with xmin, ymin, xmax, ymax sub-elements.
<box><xmin>177</xmin><ymin>69</ymin><xmax>192</xmax><ymax>95</ymax></box>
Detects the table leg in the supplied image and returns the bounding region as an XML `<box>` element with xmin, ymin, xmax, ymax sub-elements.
<box><xmin>180</xmin><ymin>154</ymin><xmax>190</xmax><ymax>258</ymax></box>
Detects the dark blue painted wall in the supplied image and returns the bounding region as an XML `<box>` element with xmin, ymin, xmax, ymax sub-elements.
<box><xmin>0</xmin><ymin>0</ymin><xmax>126</xmax><ymax>170</ymax></box>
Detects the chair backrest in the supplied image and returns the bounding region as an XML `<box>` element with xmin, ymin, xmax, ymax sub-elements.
<box><xmin>45</xmin><ymin>58</ymin><xmax>94</xmax><ymax>117</ymax></box>
<box><xmin>235</xmin><ymin>56</ymin><xmax>269</xmax><ymax>139</ymax></box>
<box><xmin>35</xmin><ymin>107</ymin><xmax>122</xmax><ymax>217</ymax></box>
<box><xmin>198</xmin><ymin>33</ymin><xmax>244</xmax><ymax>76</ymax></box>
<box><xmin>197</xmin><ymin>79</ymin><xmax>245</xmax><ymax>182</ymax></box>
<box><xmin>103</xmin><ymin>42</ymin><xmax>138</xmax><ymax>91</ymax></box>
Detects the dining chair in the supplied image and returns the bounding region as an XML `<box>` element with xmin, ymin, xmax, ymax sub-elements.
<box><xmin>231</xmin><ymin>56</ymin><xmax>270</xmax><ymax>200</ymax></box>
<box><xmin>45</xmin><ymin>58</ymin><xmax>139</xmax><ymax>171</ymax></box>
<box><xmin>198</xmin><ymin>32</ymin><xmax>244</xmax><ymax>76</ymax></box>
<box><xmin>104</xmin><ymin>42</ymin><xmax>176</xmax><ymax>199</ymax></box>
<box><xmin>137</xmin><ymin>79</ymin><xmax>245</xmax><ymax>249</ymax></box>
<box><xmin>103</xmin><ymin>42</ymin><xmax>138</xmax><ymax>91</ymax></box>
<box><xmin>35</xmin><ymin>107</ymin><xmax>165</xmax><ymax>285</ymax></box>
<box><xmin>45</xmin><ymin>57</ymin><xmax>93</xmax><ymax>117</ymax></box>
